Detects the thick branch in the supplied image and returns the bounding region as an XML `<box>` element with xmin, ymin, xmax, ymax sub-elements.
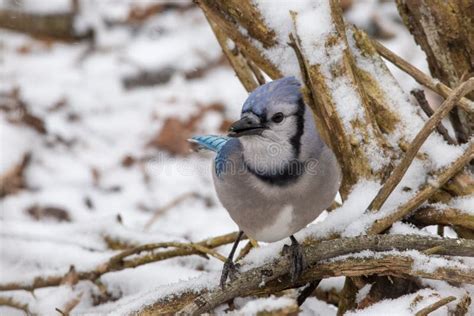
<box><xmin>146</xmin><ymin>234</ymin><xmax>474</xmax><ymax>315</ymax></box>
<box><xmin>409</xmin><ymin>206</ymin><xmax>474</xmax><ymax>230</ymax></box>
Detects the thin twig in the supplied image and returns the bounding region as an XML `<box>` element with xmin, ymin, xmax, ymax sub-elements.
<box><xmin>414</xmin><ymin>296</ymin><xmax>456</xmax><ymax>316</ymax></box>
<box><xmin>367</xmin><ymin>78</ymin><xmax>474</xmax><ymax>213</ymax></box>
<box><xmin>0</xmin><ymin>232</ymin><xmax>243</xmax><ymax>292</ymax></box>
<box><xmin>246</xmin><ymin>59</ymin><xmax>266</xmax><ymax>86</ymax></box>
<box><xmin>411</xmin><ymin>89</ymin><xmax>457</xmax><ymax>145</ymax></box>
<box><xmin>373</xmin><ymin>40</ymin><xmax>474</xmax><ymax>113</ymax></box>
<box><xmin>104</xmin><ymin>241</ymin><xmax>228</xmax><ymax>271</ymax></box>
<box><xmin>55</xmin><ymin>293</ymin><xmax>82</xmax><ymax>316</ymax></box>
<box><xmin>0</xmin><ymin>296</ymin><xmax>34</xmax><ymax>315</ymax></box>
<box><xmin>235</xmin><ymin>240</ymin><xmax>254</xmax><ymax>262</ymax></box>
<box><xmin>189</xmin><ymin>243</ymin><xmax>227</xmax><ymax>262</ymax></box>
<box><xmin>368</xmin><ymin>142</ymin><xmax>474</xmax><ymax>234</ymax></box>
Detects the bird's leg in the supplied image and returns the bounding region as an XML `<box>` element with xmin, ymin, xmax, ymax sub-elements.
<box><xmin>283</xmin><ymin>235</ymin><xmax>305</xmax><ymax>282</ymax></box>
<box><xmin>220</xmin><ymin>230</ymin><xmax>244</xmax><ymax>289</ymax></box>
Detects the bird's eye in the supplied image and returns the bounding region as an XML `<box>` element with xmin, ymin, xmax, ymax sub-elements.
<box><xmin>271</xmin><ymin>112</ymin><xmax>284</xmax><ymax>123</ymax></box>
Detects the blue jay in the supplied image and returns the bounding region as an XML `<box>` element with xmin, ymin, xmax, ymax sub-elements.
<box><xmin>190</xmin><ymin>77</ymin><xmax>341</xmax><ymax>288</ymax></box>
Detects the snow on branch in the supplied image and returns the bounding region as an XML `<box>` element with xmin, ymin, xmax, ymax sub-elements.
<box><xmin>133</xmin><ymin>234</ymin><xmax>474</xmax><ymax>314</ymax></box>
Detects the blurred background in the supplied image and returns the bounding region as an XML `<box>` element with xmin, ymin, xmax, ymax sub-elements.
<box><xmin>0</xmin><ymin>0</ymin><xmax>429</xmax><ymax>314</ymax></box>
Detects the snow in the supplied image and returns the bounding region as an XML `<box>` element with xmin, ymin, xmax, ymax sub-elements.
<box><xmin>346</xmin><ymin>288</ymin><xmax>455</xmax><ymax>316</ymax></box>
<box><xmin>300</xmin><ymin>297</ymin><xmax>338</xmax><ymax>315</ymax></box>
<box><xmin>231</xmin><ymin>296</ymin><xmax>295</xmax><ymax>315</ymax></box>
<box><xmin>0</xmin><ymin>0</ymin><xmax>71</xmax><ymax>13</ymax></box>
<box><xmin>449</xmin><ymin>195</ymin><xmax>474</xmax><ymax>215</ymax></box>
<box><xmin>356</xmin><ymin>284</ymin><xmax>373</xmax><ymax>304</ymax></box>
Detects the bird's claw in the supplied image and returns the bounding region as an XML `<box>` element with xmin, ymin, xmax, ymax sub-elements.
<box><xmin>283</xmin><ymin>238</ymin><xmax>305</xmax><ymax>282</ymax></box>
<box><xmin>220</xmin><ymin>259</ymin><xmax>240</xmax><ymax>289</ymax></box>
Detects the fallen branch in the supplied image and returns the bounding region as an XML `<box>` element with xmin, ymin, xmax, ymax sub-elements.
<box><xmin>0</xmin><ymin>9</ymin><xmax>92</xmax><ymax>41</ymax></box>
<box><xmin>372</xmin><ymin>40</ymin><xmax>474</xmax><ymax>113</ymax></box>
<box><xmin>0</xmin><ymin>296</ymin><xmax>34</xmax><ymax>315</ymax></box>
<box><xmin>0</xmin><ymin>232</ymin><xmax>242</xmax><ymax>292</ymax></box>
<box><xmin>143</xmin><ymin>234</ymin><xmax>474</xmax><ymax>315</ymax></box>
<box><xmin>414</xmin><ymin>296</ymin><xmax>456</xmax><ymax>316</ymax></box>
<box><xmin>368</xmin><ymin>141</ymin><xmax>474</xmax><ymax>234</ymax></box>
<box><xmin>368</xmin><ymin>78</ymin><xmax>474</xmax><ymax>213</ymax></box>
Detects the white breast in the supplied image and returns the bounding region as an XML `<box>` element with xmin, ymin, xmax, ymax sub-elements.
<box><xmin>252</xmin><ymin>204</ymin><xmax>294</xmax><ymax>242</ymax></box>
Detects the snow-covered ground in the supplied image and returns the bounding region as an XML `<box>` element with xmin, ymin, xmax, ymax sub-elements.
<box><xmin>0</xmin><ymin>1</ymin><xmax>471</xmax><ymax>315</ymax></box>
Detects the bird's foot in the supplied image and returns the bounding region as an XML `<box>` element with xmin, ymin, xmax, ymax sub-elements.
<box><xmin>220</xmin><ymin>259</ymin><xmax>240</xmax><ymax>289</ymax></box>
<box><xmin>283</xmin><ymin>236</ymin><xmax>305</xmax><ymax>282</ymax></box>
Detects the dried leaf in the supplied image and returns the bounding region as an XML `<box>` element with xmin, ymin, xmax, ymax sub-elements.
<box><xmin>27</xmin><ymin>205</ymin><xmax>71</xmax><ymax>222</ymax></box>
<box><xmin>148</xmin><ymin>102</ymin><xmax>228</xmax><ymax>155</ymax></box>
<box><xmin>0</xmin><ymin>153</ymin><xmax>31</xmax><ymax>198</ymax></box>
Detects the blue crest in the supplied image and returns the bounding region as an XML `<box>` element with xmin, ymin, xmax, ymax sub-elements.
<box><xmin>242</xmin><ymin>76</ymin><xmax>302</xmax><ymax>115</ymax></box>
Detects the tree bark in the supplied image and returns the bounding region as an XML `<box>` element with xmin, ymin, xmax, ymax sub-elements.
<box><xmin>396</xmin><ymin>0</ymin><xmax>474</xmax><ymax>143</ymax></box>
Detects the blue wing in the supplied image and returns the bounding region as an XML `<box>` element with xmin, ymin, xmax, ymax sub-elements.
<box><xmin>189</xmin><ymin>135</ymin><xmax>230</xmax><ymax>153</ymax></box>
<box><xmin>189</xmin><ymin>135</ymin><xmax>235</xmax><ymax>178</ymax></box>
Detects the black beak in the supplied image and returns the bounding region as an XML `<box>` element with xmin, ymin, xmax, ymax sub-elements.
<box><xmin>228</xmin><ymin>116</ymin><xmax>265</xmax><ymax>137</ymax></box>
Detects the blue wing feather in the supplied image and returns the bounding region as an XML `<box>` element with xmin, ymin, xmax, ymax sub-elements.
<box><xmin>190</xmin><ymin>135</ymin><xmax>230</xmax><ymax>153</ymax></box>
<box><xmin>189</xmin><ymin>135</ymin><xmax>236</xmax><ymax>178</ymax></box>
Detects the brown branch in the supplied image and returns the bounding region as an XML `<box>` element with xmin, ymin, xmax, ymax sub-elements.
<box><xmin>195</xmin><ymin>0</ymin><xmax>281</xmax><ymax>80</ymax></box>
<box><xmin>414</xmin><ymin>296</ymin><xmax>456</xmax><ymax>316</ymax></box>
<box><xmin>0</xmin><ymin>9</ymin><xmax>92</xmax><ymax>41</ymax></box>
<box><xmin>0</xmin><ymin>296</ymin><xmax>34</xmax><ymax>315</ymax></box>
<box><xmin>167</xmin><ymin>235</ymin><xmax>474</xmax><ymax>315</ymax></box>
<box><xmin>139</xmin><ymin>256</ymin><xmax>472</xmax><ymax>315</ymax></box>
<box><xmin>204</xmin><ymin>13</ymin><xmax>259</xmax><ymax>93</ymax></box>
<box><xmin>368</xmin><ymin>142</ymin><xmax>474</xmax><ymax>234</ymax></box>
<box><xmin>453</xmin><ymin>294</ymin><xmax>472</xmax><ymax>316</ymax></box>
<box><xmin>409</xmin><ymin>206</ymin><xmax>474</xmax><ymax>230</ymax></box>
<box><xmin>55</xmin><ymin>293</ymin><xmax>82</xmax><ymax>316</ymax></box>
<box><xmin>0</xmin><ymin>232</ymin><xmax>242</xmax><ymax>292</ymax></box>
<box><xmin>337</xmin><ymin>277</ymin><xmax>358</xmax><ymax>315</ymax></box>
<box><xmin>411</xmin><ymin>89</ymin><xmax>457</xmax><ymax>145</ymax></box>
<box><xmin>287</xmin><ymin>31</ymin><xmax>332</xmax><ymax>151</ymax></box>
<box><xmin>372</xmin><ymin>40</ymin><xmax>474</xmax><ymax>113</ymax></box>
<box><xmin>368</xmin><ymin>78</ymin><xmax>474</xmax><ymax>213</ymax></box>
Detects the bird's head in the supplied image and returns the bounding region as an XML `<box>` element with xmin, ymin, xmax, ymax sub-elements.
<box><xmin>228</xmin><ymin>76</ymin><xmax>305</xmax><ymax>146</ymax></box>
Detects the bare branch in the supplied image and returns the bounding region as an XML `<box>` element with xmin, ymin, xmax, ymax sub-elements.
<box><xmin>0</xmin><ymin>296</ymin><xmax>34</xmax><ymax>315</ymax></box>
<box><xmin>368</xmin><ymin>78</ymin><xmax>474</xmax><ymax>213</ymax></box>
<box><xmin>409</xmin><ymin>206</ymin><xmax>474</xmax><ymax>230</ymax></box>
<box><xmin>414</xmin><ymin>296</ymin><xmax>456</xmax><ymax>316</ymax></box>
<box><xmin>0</xmin><ymin>232</ymin><xmax>242</xmax><ymax>292</ymax></box>
<box><xmin>368</xmin><ymin>142</ymin><xmax>474</xmax><ymax>234</ymax></box>
<box><xmin>372</xmin><ymin>40</ymin><xmax>474</xmax><ymax>113</ymax></box>
<box><xmin>411</xmin><ymin>89</ymin><xmax>457</xmax><ymax>145</ymax></box>
<box><xmin>153</xmin><ymin>234</ymin><xmax>474</xmax><ymax>315</ymax></box>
